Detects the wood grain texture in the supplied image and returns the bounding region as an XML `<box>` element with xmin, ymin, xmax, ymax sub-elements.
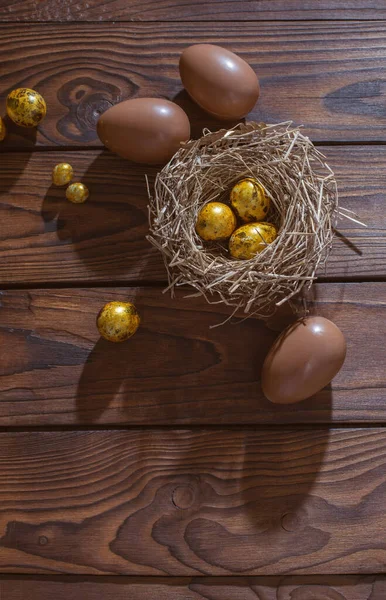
<box><xmin>1</xmin><ymin>0</ymin><xmax>386</xmax><ymax>22</ymax></box>
<box><xmin>0</xmin><ymin>146</ymin><xmax>380</xmax><ymax>285</ymax></box>
<box><xmin>1</xmin><ymin>21</ymin><xmax>386</xmax><ymax>147</ymax></box>
<box><xmin>2</xmin><ymin>428</ymin><xmax>386</xmax><ymax>574</ymax></box>
<box><xmin>0</xmin><ymin>151</ymin><xmax>154</xmax><ymax>284</ymax></box>
<box><xmin>1</xmin><ymin>575</ymin><xmax>386</xmax><ymax>599</ymax></box>
<box><xmin>0</xmin><ymin>283</ymin><xmax>384</xmax><ymax>426</ymax></box>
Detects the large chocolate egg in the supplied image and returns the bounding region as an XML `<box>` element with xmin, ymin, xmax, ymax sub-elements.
<box><xmin>262</xmin><ymin>316</ymin><xmax>346</xmax><ymax>404</ymax></box>
<box><xmin>97</xmin><ymin>98</ymin><xmax>190</xmax><ymax>164</ymax></box>
<box><xmin>179</xmin><ymin>44</ymin><xmax>260</xmax><ymax>120</ymax></box>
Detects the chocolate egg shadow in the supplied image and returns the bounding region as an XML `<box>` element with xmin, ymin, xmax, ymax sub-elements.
<box><xmin>233</xmin><ymin>418</ymin><xmax>331</xmax><ymax>571</ymax></box>
<box><xmin>42</xmin><ymin>150</ymin><xmax>156</xmax><ymax>280</ymax></box>
<box><xmin>1</xmin><ymin>114</ymin><xmax>37</xmax><ymax>149</ymax></box>
<box><xmin>173</xmin><ymin>90</ymin><xmax>245</xmax><ymax>139</ymax></box>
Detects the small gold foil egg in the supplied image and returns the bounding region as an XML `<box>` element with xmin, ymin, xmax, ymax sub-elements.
<box><xmin>97</xmin><ymin>301</ymin><xmax>140</xmax><ymax>343</ymax></box>
<box><xmin>52</xmin><ymin>163</ymin><xmax>73</xmax><ymax>187</ymax></box>
<box><xmin>66</xmin><ymin>182</ymin><xmax>89</xmax><ymax>204</ymax></box>
<box><xmin>229</xmin><ymin>222</ymin><xmax>277</xmax><ymax>259</ymax></box>
<box><xmin>195</xmin><ymin>201</ymin><xmax>237</xmax><ymax>241</ymax></box>
<box><xmin>6</xmin><ymin>88</ymin><xmax>47</xmax><ymax>128</ymax></box>
<box><xmin>0</xmin><ymin>117</ymin><xmax>6</xmax><ymax>141</ymax></box>
<box><xmin>230</xmin><ymin>178</ymin><xmax>270</xmax><ymax>222</ymax></box>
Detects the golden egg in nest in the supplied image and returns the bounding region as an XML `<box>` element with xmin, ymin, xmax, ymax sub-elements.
<box><xmin>66</xmin><ymin>182</ymin><xmax>89</xmax><ymax>204</ymax></box>
<box><xmin>0</xmin><ymin>117</ymin><xmax>6</xmax><ymax>141</ymax></box>
<box><xmin>97</xmin><ymin>301</ymin><xmax>140</xmax><ymax>343</ymax></box>
<box><xmin>196</xmin><ymin>201</ymin><xmax>237</xmax><ymax>241</ymax></box>
<box><xmin>52</xmin><ymin>163</ymin><xmax>74</xmax><ymax>187</ymax></box>
<box><xmin>6</xmin><ymin>88</ymin><xmax>47</xmax><ymax>128</ymax></box>
<box><xmin>230</xmin><ymin>177</ymin><xmax>270</xmax><ymax>222</ymax></box>
<box><xmin>229</xmin><ymin>222</ymin><xmax>277</xmax><ymax>259</ymax></box>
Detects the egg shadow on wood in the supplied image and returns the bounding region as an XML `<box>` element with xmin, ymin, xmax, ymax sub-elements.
<box><xmin>0</xmin><ymin>116</ymin><xmax>36</xmax><ymax>196</ymax></box>
<box><xmin>173</xmin><ymin>413</ymin><xmax>332</xmax><ymax>573</ymax></box>
<box><xmin>232</xmin><ymin>414</ymin><xmax>332</xmax><ymax>572</ymax></box>
<box><xmin>76</xmin><ymin>335</ymin><xmax>141</xmax><ymax>423</ymax></box>
<box><xmin>41</xmin><ymin>150</ymin><xmax>156</xmax><ymax>280</ymax></box>
<box><xmin>1</xmin><ymin>114</ymin><xmax>38</xmax><ymax>150</ymax></box>
<box><xmin>173</xmin><ymin>90</ymin><xmax>245</xmax><ymax>139</ymax></box>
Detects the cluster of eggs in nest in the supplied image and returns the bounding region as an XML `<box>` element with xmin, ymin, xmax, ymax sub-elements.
<box><xmin>195</xmin><ymin>177</ymin><xmax>277</xmax><ymax>260</ymax></box>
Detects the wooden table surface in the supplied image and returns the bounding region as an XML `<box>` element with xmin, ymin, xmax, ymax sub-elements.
<box><xmin>1</xmin><ymin>1</ymin><xmax>386</xmax><ymax>598</ymax></box>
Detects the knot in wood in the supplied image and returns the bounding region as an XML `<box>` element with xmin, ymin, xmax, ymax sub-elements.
<box><xmin>172</xmin><ymin>485</ymin><xmax>196</xmax><ymax>510</ymax></box>
<box><xmin>38</xmin><ymin>535</ymin><xmax>48</xmax><ymax>546</ymax></box>
<box><xmin>56</xmin><ymin>77</ymin><xmax>137</xmax><ymax>141</ymax></box>
<box><xmin>280</xmin><ymin>512</ymin><xmax>301</xmax><ymax>532</ymax></box>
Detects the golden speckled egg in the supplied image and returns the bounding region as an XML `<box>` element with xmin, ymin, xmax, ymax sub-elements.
<box><xmin>230</xmin><ymin>178</ymin><xmax>270</xmax><ymax>222</ymax></box>
<box><xmin>52</xmin><ymin>163</ymin><xmax>73</xmax><ymax>187</ymax></box>
<box><xmin>6</xmin><ymin>88</ymin><xmax>47</xmax><ymax>128</ymax></box>
<box><xmin>196</xmin><ymin>201</ymin><xmax>237</xmax><ymax>241</ymax></box>
<box><xmin>66</xmin><ymin>182</ymin><xmax>89</xmax><ymax>204</ymax></box>
<box><xmin>0</xmin><ymin>117</ymin><xmax>6</xmax><ymax>141</ymax></box>
<box><xmin>229</xmin><ymin>222</ymin><xmax>277</xmax><ymax>259</ymax></box>
<box><xmin>97</xmin><ymin>301</ymin><xmax>140</xmax><ymax>343</ymax></box>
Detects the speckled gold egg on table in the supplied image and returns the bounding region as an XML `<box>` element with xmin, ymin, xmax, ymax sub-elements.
<box><xmin>229</xmin><ymin>222</ymin><xmax>278</xmax><ymax>259</ymax></box>
<box><xmin>97</xmin><ymin>301</ymin><xmax>140</xmax><ymax>343</ymax></box>
<box><xmin>0</xmin><ymin>117</ymin><xmax>6</xmax><ymax>141</ymax></box>
<box><xmin>52</xmin><ymin>163</ymin><xmax>73</xmax><ymax>187</ymax></box>
<box><xmin>195</xmin><ymin>201</ymin><xmax>237</xmax><ymax>241</ymax></box>
<box><xmin>66</xmin><ymin>182</ymin><xmax>89</xmax><ymax>204</ymax></box>
<box><xmin>230</xmin><ymin>178</ymin><xmax>270</xmax><ymax>222</ymax></box>
<box><xmin>6</xmin><ymin>88</ymin><xmax>47</xmax><ymax>128</ymax></box>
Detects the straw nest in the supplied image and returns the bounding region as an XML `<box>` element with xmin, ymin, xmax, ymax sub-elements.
<box><xmin>147</xmin><ymin>121</ymin><xmax>339</xmax><ymax>321</ymax></box>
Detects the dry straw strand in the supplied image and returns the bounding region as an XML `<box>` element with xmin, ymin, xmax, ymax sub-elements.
<box><xmin>147</xmin><ymin>121</ymin><xmax>339</xmax><ymax>320</ymax></box>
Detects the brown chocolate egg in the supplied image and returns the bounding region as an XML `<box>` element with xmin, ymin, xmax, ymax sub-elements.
<box><xmin>97</xmin><ymin>98</ymin><xmax>190</xmax><ymax>164</ymax></box>
<box><xmin>262</xmin><ymin>316</ymin><xmax>346</xmax><ymax>404</ymax></box>
<box><xmin>179</xmin><ymin>44</ymin><xmax>260</xmax><ymax>120</ymax></box>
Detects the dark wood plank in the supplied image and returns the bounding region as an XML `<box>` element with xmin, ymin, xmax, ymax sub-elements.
<box><xmin>0</xmin><ymin>283</ymin><xmax>384</xmax><ymax>426</ymax></box>
<box><xmin>0</xmin><ymin>146</ymin><xmax>379</xmax><ymax>285</ymax></box>
<box><xmin>1</xmin><ymin>21</ymin><xmax>386</xmax><ymax>147</ymax></box>
<box><xmin>0</xmin><ymin>151</ymin><xmax>155</xmax><ymax>284</ymax></box>
<box><xmin>1</xmin><ymin>575</ymin><xmax>386</xmax><ymax>599</ymax></box>
<box><xmin>2</xmin><ymin>428</ymin><xmax>386</xmax><ymax>574</ymax></box>
<box><xmin>1</xmin><ymin>0</ymin><xmax>385</xmax><ymax>22</ymax></box>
